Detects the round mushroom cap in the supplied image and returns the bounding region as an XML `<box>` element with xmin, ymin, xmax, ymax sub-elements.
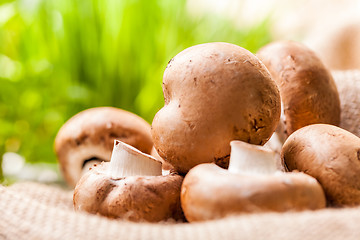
<box><xmin>73</xmin><ymin>162</ymin><xmax>184</xmax><ymax>222</ymax></box>
<box><xmin>181</xmin><ymin>163</ymin><xmax>325</xmax><ymax>222</ymax></box>
<box><xmin>152</xmin><ymin>42</ymin><xmax>281</xmax><ymax>174</ymax></box>
<box><xmin>150</xmin><ymin>147</ymin><xmax>174</xmax><ymax>172</ymax></box>
<box><xmin>55</xmin><ymin>107</ymin><xmax>153</xmax><ymax>187</ymax></box>
<box><xmin>282</xmin><ymin>124</ymin><xmax>360</xmax><ymax>206</ymax></box>
<box><xmin>257</xmin><ymin>41</ymin><xmax>340</xmax><ymax>136</ymax></box>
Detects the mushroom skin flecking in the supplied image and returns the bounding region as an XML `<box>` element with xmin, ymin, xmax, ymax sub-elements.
<box><xmin>257</xmin><ymin>41</ymin><xmax>340</xmax><ymax>138</ymax></box>
<box><xmin>152</xmin><ymin>42</ymin><xmax>281</xmax><ymax>174</ymax></box>
<box><xmin>73</xmin><ymin>140</ymin><xmax>184</xmax><ymax>222</ymax></box>
<box><xmin>55</xmin><ymin>107</ymin><xmax>153</xmax><ymax>187</ymax></box>
<box><xmin>180</xmin><ymin>141</ymin><xmax>326</xmax><ymax>222</ymax></box>
<box><xmin>282</xmin><ymin>124</ymin><xmax>360</xmax><ymax>207</ymax></box>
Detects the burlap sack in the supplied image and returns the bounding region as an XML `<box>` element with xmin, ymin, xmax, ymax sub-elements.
<box><xmin>332</xmin><ymin>70</ymin><xmax>360</xmax><ymax>137</ymax></box>
<box><xmin>0</xmin><ymin>70</ymin><xmax>359</xmax><ymax>240</ymax></box>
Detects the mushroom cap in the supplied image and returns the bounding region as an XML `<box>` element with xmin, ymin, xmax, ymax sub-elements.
<box><xmin>73</xmin><ymin>162</ymin><xmax>184</xmax><ymax>222</ymax></box>
<box><xmin>281</xmin><ymin>124</ymin><xmax>360</xmax><ymax>206</ymax></box>
<box><xmin>152</xmin><ymin>42</ymin><xmax>281</xmax><ymax>174</ymax></box>
<box><xmin>257</xmin><ymin>41</ymin><xmax>340</xmax><ymax>136</ymax></box>
<box><xmin>181</xmin><ymin>163</ymin><xmax>325</xmax><ymax>222</ymax></box>
<box><xmin>150</xmin><ymin>147</ymin><xmax>174</xmax><ymax>172</ymax></box>
<box><xmin>55</xmin><ymin>107</ymin><xmax>153</xmax><ymax>187</ymax></box>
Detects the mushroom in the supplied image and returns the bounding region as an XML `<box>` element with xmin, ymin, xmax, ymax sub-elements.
<box><xmin>281</xmin><ymin>124</ymin><xmax>360</xmax><ymax>207</ymax></box>
<box><xmin>181</xmin><ymin>140</ymin><xmax>326</xmax><ymax>222</ymax></box>
<box><xmin>257</xmin><ymin>41</ymin><xmax>340</xmax><ymax>138</ymax></box>
<box><xmin>55</xmin><ymin>107</ymin><xmax>153</xmax><ymax>187</ymax></box>
<box><xmin>263</xmin><ymin>131</ymin><xmax>285</xmax><ymax>171</ymax></box>
<box><xmin>73</xmin><ymin>140</ymin><xmax>184</xmax><ymax>222</ymax></box>
<box><xmin>152</xmin><ymin>42</ymin><xmax>281</xmax><ymax>174</ymax></box>
<box><xmin>150</xmin><ymin>147</ymin><xmax>174</xmax><ymax>174</ymax></box>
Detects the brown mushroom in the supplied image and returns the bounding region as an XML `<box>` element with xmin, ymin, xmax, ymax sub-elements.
<box><xmin>181</xmin><ymin>140</ymin><xmax>326</xmax><ymax>222</ymax></box>
<box><xmin>257</xmin><ymin>41</ymin><xmax>340</xmax><ymax>138</ymax></box>
<box><xmin>55</xmin><ymin>107</ymin><xmax>153</xmax><ymax>187</ymax></box>
<box><xmin>282</xmin><ymin>124</ymin><xmax>360</xmax><ymax>207</ymax></box>
<box><xmin>73</xmin><ymin>140</ymin><xmax>184</xmax><ymax>222</ymax></box>
<box><xmin>152</xmin><ymin>42</ymin><xmax>281</xmax><ymax>174</ymax></box>
<box><xmin>150</xmin><ymin>146</ymin><xmax>174</xmax><ymax>173</ymax></box>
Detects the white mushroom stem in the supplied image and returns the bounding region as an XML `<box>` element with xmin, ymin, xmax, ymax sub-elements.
<box><xmin>228</xmin><ymin>140</ymin><xmax>277</xmax><ymax>175</ymax></box>
<box><xmin>108</xmin><ymin>140</ymin><xmax>162</xmax><ymax>179</ymax></box>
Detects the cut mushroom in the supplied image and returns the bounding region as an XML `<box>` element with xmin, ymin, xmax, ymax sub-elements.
<box><xmin>181</xmin><ymin>140</ymin><xmax>326</xmax><ymax>222</ymax></box>
<box><xmin>263</xmin><ymin>132</ymin><xmax>285</xmax><ymax>171</ymax></box>
<box><xmin>228</xmin><ymin>141</ymin><xmax>277</xmax><ymax>175</ymax></box>
<box><xmin>54</xmin><ymin>107</ymin><xmax>153</xmax><ymax>187</ymax></box>
<box><xmin>73</xmin><ymin>140</ymin><xmax>184</xmax><ymax>222</ymax></box>
<box><xmin>257</xmin><ymin>41</ymin><xmax>341</xmax><ymax>138</ymax></box>
<box><xmin>108</xmin><ymin>140</ymin><xmax>162</xmax><ymax>179</ymax></box>
<box><xmin>282</xmin><ymin>124</ymin><xmax>360</xmax><ymax>207</ymax></box>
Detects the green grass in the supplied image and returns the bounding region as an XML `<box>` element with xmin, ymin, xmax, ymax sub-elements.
<box><xmin>0</xmin><ymin>0</ymin><xmax>272</xmax><ymax>181</ymax></box>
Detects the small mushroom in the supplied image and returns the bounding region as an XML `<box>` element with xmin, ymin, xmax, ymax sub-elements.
<box><xmin>55</xmin><ymin>107</ymin><xmax>153</xmax><ymax>187</ymax></box>
<box><xmin>257</xmin><ymin>41</ymin><xmax>341</xmax><ymax>138</ymax></box>
<box><xmin>152</xmin><ymin>42</ymin><xmax>281</xmax><ymax>174</ymax></box>
<box><xmin>181</xmin><ymin>140</ymin><xmax>325</xmax><ymax>222</ymax></box>
<box><xmin>282</xmin><ymin>124</ymin><xmax>360</xmax><ymax>207</ymax></box>
<box><xmin>73</xmin><ymin>140</ymin><xmax>184</xmax><ymax>222</ymax></box>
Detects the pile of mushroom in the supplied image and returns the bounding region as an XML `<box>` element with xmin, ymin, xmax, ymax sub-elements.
<box><xmin>53</xmin><ymin>40</ymin><xmax>360</xmax><ymax>223</ymax></box>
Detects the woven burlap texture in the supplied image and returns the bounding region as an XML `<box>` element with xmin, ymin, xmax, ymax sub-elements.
<box><xmin>332</xmin><ymin>70</ymin><xmax>360</xmax><ymax>136</ymax></box>
<box><xmin>1</xmin><ymin>70</ymin><xmax>359</xmax><ymax>240</ymax></box>
<box><xmin>1</xmin><ymin>182</ymin><xmax>360</xmax><ymax>240</ymax></box>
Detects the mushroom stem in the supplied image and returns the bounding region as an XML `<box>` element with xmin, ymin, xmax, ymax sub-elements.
<box><xmin>228</xmin><ymin>140</ymin><xmax>277</xmax><ymax>175</ymax></box>
<box><xmin>108</xmin><ymin>140</ymin><xmax>162</xmax><ymax>179</ymax></box>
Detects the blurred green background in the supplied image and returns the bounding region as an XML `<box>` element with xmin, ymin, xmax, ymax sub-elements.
<box><xmin>0</xmin><ymin>0</ymin><xmax>272</xmax><ymax>183</ymax></box>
